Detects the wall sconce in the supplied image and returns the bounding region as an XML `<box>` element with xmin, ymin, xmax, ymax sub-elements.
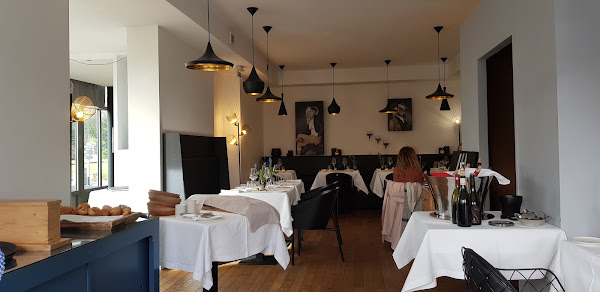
<box><xmin>226</xmin><ymin>113</ymin><xmax>251</xmax><ymax>184</ymax></box>
<box><xmin>452</xmin><ymin>117</ymin><xmax>462</xmax><ymax>144</ymax></box>
<box><xmin>383</xmin><ymin>141</ymin><xmax>389</xmax><ymax>149</ymax></box>
<box><xmin>366</xmin><ymin>131</ymin><xmax>373</xmax><ymax>140</ymax></box>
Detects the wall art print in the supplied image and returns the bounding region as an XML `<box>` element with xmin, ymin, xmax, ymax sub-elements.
<box><xmin>295</xmin><ymin>101</ymin><xmax>325</xmax><ymax>155</ymax></box>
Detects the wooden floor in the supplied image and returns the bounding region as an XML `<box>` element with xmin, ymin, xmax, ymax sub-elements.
<box><xmin>160</xmin><ymin>210</ymin><xmax>466</xmax><ymax>292</ymax></box>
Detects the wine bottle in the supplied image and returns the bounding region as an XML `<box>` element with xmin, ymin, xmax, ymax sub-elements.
<box><xmin>469</xmin><ymin>174</ymin><xmax>482</xmax><ymax>225</ymax></box>
<box><xmin>451</xmin><ymin>169</ymin><xmax>460</xmax><ymax>224</ymax></box>
<box><xmin>457</xmin><ymin>167</ymin><xmax>472</xmax><ymax>227</ymax></box>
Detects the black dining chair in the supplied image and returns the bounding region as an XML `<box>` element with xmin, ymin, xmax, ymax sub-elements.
<box><xmin>326</xmin><ymin>173</ymin><xmax>354</xmax><ymax>213</ymax></box>
<box><xmin>462</xmin><ymin>247</ymin><xmax>565</xmax><ymax>292</ymax></box>
<box><xmin>291</xmin><ymin>186</ymin><xmax>343</xmax><ymax>265</ymax></box>
<box><xmin>297</xmin><ymin>181</ymin><xmax>342</xmax><ymax>250</ymax></box>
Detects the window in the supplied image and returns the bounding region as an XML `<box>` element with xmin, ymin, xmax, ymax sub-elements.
<box><xmin>70</xmin><ymin>82</ymin><xmax>113</xmax><ymax>206</ymax></box>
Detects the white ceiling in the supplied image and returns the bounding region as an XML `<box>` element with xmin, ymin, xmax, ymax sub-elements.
<box><xmin>69</xmin><ymin>0</ymin><xmax>479</xmax><ymax>85</ymax></box>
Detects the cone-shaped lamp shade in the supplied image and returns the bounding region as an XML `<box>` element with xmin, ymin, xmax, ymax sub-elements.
<box><xmin>440</xmin><ymin>98</ymin><xmax>450</xmax><ymax>111</ymax></box>
<box><xmin>241</xmin><ymin>124</ymin><xmax>252</xmax><ymax>135</ymax></box>
<box><xmin>243</xmin><ymin>67</ymin><xmax>264</xmax><ymax>95</ymax></box>
<box><xmin>186</xmin><ymin>42</ymin><xmax>233</xmax><ymax>71</ymax></box>
<box><xmin>328</xmin><ymin>98</ymin><xmax>341</xmax><ymax>115</ymax></box>
<box><xmin>379</xmin><ymin>101</ymin><xmax>396</xmax><ymax>113</ymax></box>
<box><xmin>278</xmin><ymin>93</ymin><xmax>288</xmax><ymax>116</ymax></box>
<box><xmin>256</xmin><ymin>87</ymin><xmax>281</xmax><ymax>102</ymax></box>
<box><xmin>426</xmin><ymin>84</ymin><xmax>454</xmax><ymax>100</ymax></box>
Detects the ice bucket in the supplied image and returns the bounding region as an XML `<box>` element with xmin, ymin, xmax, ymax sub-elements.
<box><xmin>425</xmin><ymin>176</ymin><xmax>453</xmax><ymax>219</ymax></box>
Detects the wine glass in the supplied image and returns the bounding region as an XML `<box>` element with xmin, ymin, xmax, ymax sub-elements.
<box><xmin>387</xmin><ymin>157</ymin><xmax>393</xmax><ymax>169</ymax></box>
<box><xmin>331</xmin><ymin>157</ymin><xmax>337</xmax><ymax>170</ymax></box>
<box><xmin>342</xmin><ymin>158</ymin><xmax>348</xmax><ymax>170</ymax></box>
<box><xmin>273</xmin><ymin>164</ymin><xmax>281</xmax><ymax>183</ymax></box>
<box><xmin>277</xmin><ymin>158</ymin><xmax>283</xmax><ymax>167</ymax></box>
<box><xmin>263</xmin><ymin>167</ymin><xmax>272</xmax><ymax>188</ymax></box>
<box><xmin>249</xmin><ymin>168</ymin><xmax>258</xmax><ymax>189</ymax></box>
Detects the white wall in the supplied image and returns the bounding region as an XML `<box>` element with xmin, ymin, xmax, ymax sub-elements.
<box><xmin>214</xmin><ymin>72</ymin><xmax>241</xmax><ymax>188</ymax></box>
<box><xmin>460</xmin><ymin>1</ymin><xmax>561</xmax><ymax>225</ymax></box>
<box><xmin>159</xmin><ymin>27</ymin><xmax>214</xmax><ymax>137</ymax></box>
<box><xmin>262</xmin><ymin>79</ymin><xmax>461</xmax><ymax>156</ymax></box>
<box><xmin>127</xmin><ymin>26</ymin><xmax>162</xmax><ymax>193</ymax></box>
<box><xmin>113</xmin><ymin>55</ymin><xmax>129</xmax><ymax>187</ymax></box>
<box><xmin>554</xmin><ymin>0</ymin><xmax>600</xmax><ymax>237</ymax></box>
<box><xmin>0</xmin><ymin>0</ymin><xmax>70</xmax><ymax>204</ymax></box>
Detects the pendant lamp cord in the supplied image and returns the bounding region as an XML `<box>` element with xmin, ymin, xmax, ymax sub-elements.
<box><xmin>251</xmin><ymin>13</ymin><xmax>254</xmax><ymax>65</ymax></box>
<box><xmin>332</xmin><ymin>65</ymin><xmax>335</xmax><ymax>100</ymax></box>
<box><xmin>207</xmin><ymin>0</ymin><xmax>211</xmax><ymax>43</ymax></box>
<box><xmin>281</xmin><ymin>68</ymin><xmax>284</xmax><ymax>97</ymax></box>
<box><xmin>266</xmin><ymin>31</ymin><xmax>270</xmax><ymax>87</ymax></box>
<box><xmin>387</xmin><ymin>63</ymin><xmax>390</xmax><ymax>98</ymax></box>
<box><xmin>437</xmin><ymin>31</ymin><xmax>440</xmax><ymax>84</ymax></box>
<box><xmin>443</xmin><ymin>60</ymin><xmax>446</xmax><ymax>88</ymax></box>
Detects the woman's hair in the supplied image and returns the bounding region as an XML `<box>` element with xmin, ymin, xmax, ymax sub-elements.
<box><xmin>396</xmin><ymin>146</ymin><xmax>420</xmax><ymax>172</ymax></box>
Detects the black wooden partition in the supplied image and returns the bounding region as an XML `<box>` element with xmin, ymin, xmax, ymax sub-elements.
<box><xmin>266</xmin><ymin>154</ymin><xmax>450</xmax><ymax>210</ymax></box>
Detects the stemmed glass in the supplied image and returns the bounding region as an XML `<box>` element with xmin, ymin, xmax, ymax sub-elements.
<box><xmin>263</xmin><ymin>166</ymin><xmax>272</xmax><ymax>188</ymax></box>
<box><xmin>249</xmin><ymin>168</ymin><xmax>258</xmax><ymax>189</ymax></box>
<box><xmin>277</xmin><ymin>158</ymin><xmax>283</xmax><ymax>168</ymax></box>
<box><xmin>273</xmin><ymin>164</ymin><xmax>281</xmax><ymax>183</ymax></box>
<box><xmin>331</xmin><ymin>157</ymin><xmax>337</xmax><ymax>170</ymax></box>
<box><xmin>342</xmin><ymin>158</ymin><xmax>348</xmax><ymax>170</ymax></box>
<box><xmin>387</xmin><ymin>157</ymin><xmax>394</xmax><ymax>169</ymax></box>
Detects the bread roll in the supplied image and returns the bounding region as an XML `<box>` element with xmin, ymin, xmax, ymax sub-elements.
<box><xmin>110</xmin><ymin>207</ymin><xmax>122</xmax><ymax>216</ymax></box>
<box><xmin>60</xmin><ymin>206</ymin><xmax>74</xmax><ymax>215</ymax></box>
<box><xmin>97</xmin><ymin>209</ymin><xmax>110</xmax><ymax>216</ymax></box>
<box><xmin>78</xmin><ymin>207</ymin><xmax>88</xmax><ymax>215</ymax></box>
<box><xmin>122</xmin><ymin>207</ymin><xmax>131</xmax><ymax>216</ymax></box>
<box><xmin>102</xmin><ymin>205</ymin><xmax>112</xmax><ymax>210</ymax></box>
<box><xmin>70</xmin><ymin>208</ymin><xmax>78</xmax><ymax>215</ymax></box>
<box><xmin>87</xmin><ymin>207</ymin><xmax>97</xmax><ymax>216</ymax></box>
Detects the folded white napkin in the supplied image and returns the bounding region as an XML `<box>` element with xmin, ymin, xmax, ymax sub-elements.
<box><xmin>445</xmin><ymin>168</ymin><xmax>511</xmax><ymax>185</ymax></box>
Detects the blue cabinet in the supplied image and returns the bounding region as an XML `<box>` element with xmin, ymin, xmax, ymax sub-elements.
<box><xmin>0</xmin><ymin>218</ymin><xmax>159</xmax><ymax>292</ymax></box>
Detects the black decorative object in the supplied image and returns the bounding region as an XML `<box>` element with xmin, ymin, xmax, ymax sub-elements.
<box><xmin>327</xmin><ymin>63</ymin><xmax>341</xmax><ymax>115</ymax></box>
<box><xmin>257</xmin><ymin>26</ymin><xmax>282</xmax><ymax>102</ymax></box>
<box><xmin>271</xmin><ymin>148</ymin><xmax>282</xmax><ymax>157</ymax></box>
<box><xmin>287</xmin><ymin>150</ymin><xmax>294</xmax><ymax>157</ymax></box>
<box><xmin>185</xmin><ymin>0</ymin><xmax>233</xmax><ymax>71</ymax></box>
<box><xmin>379</xmin><ymin>60</ymin><xmax>396</xmax><ymax>113</ymax></box>
<box><xmin>499</xmin><ymin>195</ymin><xmax>522</xmax><ymax>219</ymax></box>
<box><xmin>278</xmin><ymin>65</ymin><xmax>288</xmax><ymax>115</ymax></box>
<box><xmin>425</xmin><ymin>26</ymin><xmax>454</xmax><ymax>99</ymax></box>
<box><xmin>243</xmin><ymin>7</ymin><xmax>264</xmax><ymax>95</ymax></box>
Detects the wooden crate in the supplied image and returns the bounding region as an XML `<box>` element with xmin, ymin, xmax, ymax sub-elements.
<box><xmin>0</xmin><ymin>200</ymin><xmax>71</xmax><ymax>251</ymax></box>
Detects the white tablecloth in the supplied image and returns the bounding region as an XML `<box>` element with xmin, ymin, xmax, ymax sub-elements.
<box><xmin>160</xmin><ymin>213</ymin><xmax>289</xmax><ymax>290</ymax></box>
<box><xmin>277</xmin><ymin>170</ymin><xmax>297</xmax><ymax>181</ymax></box>
<box><xmin>205</xmin><ymin>181</ymin><xmax>303</xmax><ymax>237</ymax></box>
<box><xmin>393</xmin><ymin>211</ymin><xmax>567</xmax><ymax>292</ymax></box>
<box><xmin>311</xmin><ymin>170</ymin><xmax>369</xmax><ymax>194</ymax></box>
<box><xmin>551</xmin><ymin>240</ymin><xmax>600</xmax><ymax>292</ymax></box>
<box><xmin>88</xmin><ymin>188</ymin><xmax>150</xmax><ymax>213</ymax></box>
<box><xmin>369</xmin><ymin>169</ymin><xmax>393</xmax><ymax>198</ymax></box>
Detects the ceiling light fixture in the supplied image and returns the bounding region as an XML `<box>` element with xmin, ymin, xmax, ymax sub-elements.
<box><xmin>327</xmin><ymin>62</ymin><xmax>341</xmax><ymax>115</ymax></box>
<box><xmin>185</xmin><ymin>0</ymin><xmax>233</xmax><ymax>71</ymax></box>
<box><xmin>278</xmin><ymin>65</ymin><xmax>288</xmax><ymax>116</ymax></box>
<box><xmin>426</xmin><ymin>26</ymin><xmax>454</xmax><ymax>100</ymax></box>
<box><xmin>242</xmin><ymin>7</ymin><xmax>264</xmax><ymax>95</ymax></box>
<box><xmin>440</xmin><ymin>57</ymin><xmax>451</xmax><ymax>111</ymax></box>
<box><xmin>379</xmin><ymin>60</ymin><xmax>396</xmax><ymax>114</ymax></box>
<box><xmin>256</xmin><ymin>26</ymin><xmax>282</xmax><ymax>102</ymax></box>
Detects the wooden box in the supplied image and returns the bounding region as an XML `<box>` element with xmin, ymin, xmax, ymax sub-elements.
<box><xmin>0</xmin><ymin>200</ymin><xmax>70</xmax><ymax>251</ymax></box>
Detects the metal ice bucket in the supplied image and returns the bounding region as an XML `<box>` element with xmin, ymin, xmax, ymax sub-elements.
<box><xmin>425</xmin><ymin>176</ymin><xmax>454</xmax><ymax>219</ymax></box>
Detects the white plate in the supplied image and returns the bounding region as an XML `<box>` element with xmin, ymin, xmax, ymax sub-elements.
<box><xmin>572</xmin><ymin>236</ymin><xmax>600</xmax><ymax>245</ymax></box>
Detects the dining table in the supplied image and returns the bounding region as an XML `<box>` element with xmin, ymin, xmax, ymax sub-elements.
<box><xmin>160</xmin><ymin>211</ymin><xmax>289</xmax><ymax>291</ymax></box>
<box><xmin>550</xmin><ymin>238</ymin><xmax>600</xmax><ymax>292</ymax></box>
<box><xmin>393</xmin><ymin>211</ymin><xmax>567</xmax><ymax>292</ymax></box>
<box><xmin>276</xmin><ymin>169</ymin><xmax>297</xmax><ymax>181</ymax></box>
<box><xmin>369</xmin><ymin>168</ymin><xmax>393</xmax><ymax>198</ymax></box>
<box><xmin>311</xmin><ymin>169</ymin><xmax>369</xmax><ymax>194</ymax></box>
<box><xmin>205</xmin><ymin>179</ymin><xmax>304</xmax><ymax>237</ymax></box>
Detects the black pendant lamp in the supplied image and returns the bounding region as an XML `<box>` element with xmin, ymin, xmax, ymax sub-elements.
<box><xmin>185</xmin><ymin>0</ymin><xmax>233</xmax><ymax>71</ymax></box>
<box><xmin>379</xmin><ymin>60</ymin><xmax>396</xmax><ymax>113</ymax></box>
<box><xmin>256</xmin><ymin>26</ymin><xmax>282</xmax><ymax>102</ymax></box>
<box><xmin>243</xmin><ymin>7</ymin><xmax>264</xmax><ymax>95</ymax></box>
<box><xmin>327</xmin><ymin>62</ymin><xmax>341</xmax><ymax>115</ymax></box>
<box><xmin>425</xmin><ymin>26</ymin><xmax>454</xmax><ymax>100</ymax></box>
<box><xmin>440</xmin><ymin>57</ymin><xmax>451</xmax><ymax>111</ymax></box>
<box><xmin>278</xmin><ymin>65</ymin><xmax>288</xmax><ymax>116</ymax></box>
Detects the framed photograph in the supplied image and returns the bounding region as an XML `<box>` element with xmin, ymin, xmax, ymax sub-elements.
<box><xmin>295</xmin><ymin>101</ymin><xmax>325</xmax><ymax>155</ymax></box>
<box><xmin>387</xmin><ymin>98</ymin><xmax>413</xmax><ymax>131</ymax></box>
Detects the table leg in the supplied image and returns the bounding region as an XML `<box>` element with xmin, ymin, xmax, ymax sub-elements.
<box><xmin>203</xmin><ymin>262</ymin><xmax>219</xmax><ymax>292</ymax></box>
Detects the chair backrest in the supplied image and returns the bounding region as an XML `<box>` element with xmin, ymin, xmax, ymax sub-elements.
<box><xmin>385</xmin><ymin>173</ymin><xmax>394</xmax><ymax>181</ymax></box>
<box><xmin>302</xmin><ymin>181</ymin><xmax>341</xmax><ymax>201</ymax></box>
<box><xmin>462</xmin><ymin>247</ymin><xmax>517</xmax><ymax>292</ymax></box>
<box><xmin>292</xmin><ymin>186</ymin><xmax>340</xmax><ymax>230</ymax></box>
<box><xmin>326</xmin><ymin>173</ymin><xmax>354</xmax><ymax>194</ymax></box>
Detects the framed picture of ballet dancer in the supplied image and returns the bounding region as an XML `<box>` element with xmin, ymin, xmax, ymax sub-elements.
<box><xmin>295</xmin><ymin>101</ymin><xmax>325</xmax><ymax>155</ymax></box>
